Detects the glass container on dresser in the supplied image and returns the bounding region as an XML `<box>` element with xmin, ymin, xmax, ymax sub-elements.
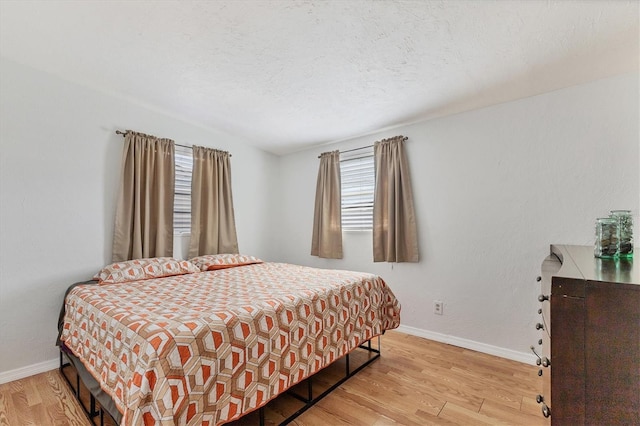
<box><xmin>534</xmin><ymin>245</ymin><xmax>640</xmax><ymax>425</ymax></box>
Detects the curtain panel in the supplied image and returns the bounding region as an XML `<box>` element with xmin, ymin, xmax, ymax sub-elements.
<box><xmin>373</xmin><ymin>137</ymin><xmax>419</xmax><ymax>262</ymax></box>
<box><xmin>188</xmin><ymin>146</ymin><xmax>238</xmax><ymax>258</ymax></box>
<box><xmin>112</xmin><ymin>131</ymin><xmax>175</xmax><ymax>261</ymax></box>
<box><xmin>311</xmin><ymin>150</ymin><xmax>343</xmax><ymax>259</ymax></box>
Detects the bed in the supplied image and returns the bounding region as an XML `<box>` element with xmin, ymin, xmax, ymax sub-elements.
<box><xmin>57</xmin><ymin>256</ymin><xmax>401</xmax><ymax>425</ymax></box>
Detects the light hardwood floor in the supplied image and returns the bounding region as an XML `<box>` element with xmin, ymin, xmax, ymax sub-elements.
<box><xmin>0</xmin><ymin>331</ymin><xmax>546</xmax><ymax>425</ymax></box>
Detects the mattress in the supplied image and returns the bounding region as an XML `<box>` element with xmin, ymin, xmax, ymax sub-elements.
<box><xmin>58</xmin><ymin>262</ymin><xmax>401</xmax><ymax>425</ymax></box>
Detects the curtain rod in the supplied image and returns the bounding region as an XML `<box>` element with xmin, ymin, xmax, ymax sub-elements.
<box><xmin>116</xmin><ymin>130</ymin><xmax>190</xmax><ymax>149</ymax></box>
<box><xmin>116</xmin><ymin>130</ymin><xmax>231</xmax><ymax>156</ymax></box>
<box><xmin>318</xmin><ymin>135</ymin><xmax>408</xmax><ymax>158</ymax></box>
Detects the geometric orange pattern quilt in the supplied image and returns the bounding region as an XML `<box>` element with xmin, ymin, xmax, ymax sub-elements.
<box><xmin>59</xmin><ymin>262</ymin><xmax>401</xmax><ymax>425</ymax></box>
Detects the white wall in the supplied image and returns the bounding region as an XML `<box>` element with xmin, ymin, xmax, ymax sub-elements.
<box><xmin>0</xmin><ymin>58</ymin><xmax>279</xmax><ymax>379</ymax></box>
<box><xmin>1</xmin><ymin>56</ymin><xmax>637</xmax><ymax>380</ymax></box>
<box><xmin>274</xmin><ymin>73</ymin><xmax>640</xmax><ymax>362</ymax></box>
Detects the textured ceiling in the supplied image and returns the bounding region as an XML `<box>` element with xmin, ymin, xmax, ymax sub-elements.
<box><xmin>0</xmin><ymin>1</ymin><xmax>638</xmax><ymax>155</ymax></box>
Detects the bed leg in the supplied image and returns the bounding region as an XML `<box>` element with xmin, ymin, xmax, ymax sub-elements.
<box><xmin>90</xmin><ymin>393</ymin><xmax>100</xmax><ymax>418</ymax></box>
<box><xmin>345</xmin><ymin>353</ymin><xmax>350</xmax><ymax>376</ymax></box>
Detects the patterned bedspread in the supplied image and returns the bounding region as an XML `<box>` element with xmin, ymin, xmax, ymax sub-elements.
<box><xmin>59</xmin><ymin>262</ymin><xmax>401</xmax><ymax>425</ymax></box>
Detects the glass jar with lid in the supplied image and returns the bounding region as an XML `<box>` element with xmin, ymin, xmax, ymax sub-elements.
<box><xmin>595</xmin><ymin>217</ymin><xmax>618</xmax><ymax>258</ymax></box>
<box><xmin>610</xmin><ymin>210</ymin><xmax>633</xmax><ymax>258</ymax></box>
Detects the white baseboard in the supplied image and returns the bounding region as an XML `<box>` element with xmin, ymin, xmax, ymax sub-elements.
<box><xmin>395</xmin><ymin>324</ymin><xmax>537</xmax><ymax>366</ymax></box>
<box><xmin>0</xmin><ymin>358</ymin><xmax>58</xmax><ymax>385</ymax></box>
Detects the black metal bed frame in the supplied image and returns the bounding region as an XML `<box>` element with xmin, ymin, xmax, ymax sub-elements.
<box><xmin>59</xmin><ymin>349</ymin><xmax>112</xmax><ymax>425</ymax></box>
<box><xmin>59</xmin><ymin>336</ymin><xmax>381</xmax><ymax>426</ymax></box>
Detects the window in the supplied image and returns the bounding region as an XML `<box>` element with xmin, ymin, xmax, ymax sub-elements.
<box><xmin>174</xmin><ymin>145</ymin><xmax>192</xmax><ymax>234</ymax></box>
<box><xmin>341</xmin><ymin>148</ymin><xmax>375</xmax><ymax>231</ymax></box>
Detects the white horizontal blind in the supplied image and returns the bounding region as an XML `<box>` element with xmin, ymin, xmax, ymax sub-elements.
<box><xmin>341</xmin><ymin>148</ymin><xmax>375</xmax><ymax>231</ymax></box>
<box><xmin>174</xmin><ymin>145</ymin><xmax>192</xmax><ymax>234</ymax></box>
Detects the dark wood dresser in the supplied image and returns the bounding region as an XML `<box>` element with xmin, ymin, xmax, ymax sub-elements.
<box><xmin>536</xmin><ymin>245</ymin><xmax>639</xmax><ymax>425</ymax></box>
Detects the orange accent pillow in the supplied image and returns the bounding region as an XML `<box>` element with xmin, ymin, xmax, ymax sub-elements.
<box><xmin>94</xmin><ymin>257</ymin><xmax>200</xmax><ymax>285</ymax></box>
<box><xmin>189</xmin><ymin>254</ymin><xmax>263</xmax><ymax>271</ymax></box>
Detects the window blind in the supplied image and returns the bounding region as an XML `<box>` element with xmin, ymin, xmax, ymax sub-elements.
<box><xmin>174</xmin><ymin>145</ymin><xmax>192</xmax><ymax>234</ymax></box>
<box><xmin>340</xmin><ymin>148</ymin><xmax>375</xmax><ymax>231</ymax></box>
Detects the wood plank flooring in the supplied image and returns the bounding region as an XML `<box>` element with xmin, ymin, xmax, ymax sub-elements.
<box><xmin>0</xmin><ymin>331</ymin><xmax>546</xmax><ymax>425</ymax></box>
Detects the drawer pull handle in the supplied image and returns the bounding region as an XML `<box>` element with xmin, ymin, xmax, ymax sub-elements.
<box><xmin>536</xmin><ymin>323</ymin><xmax>544</xmax><ymax>330</ymax></box>
<box><xmin>530</xmin><ymin>346</ymin><xmax>542</xmax><ymax>366</ymax></box>
<box><xmin>542</xmin><ymin>403</ymin><xmax>551</xmax><ymax>418</ymax></box>
<box><xmin>536</xmin><ymin>394</ymin><xmax>544</xmax><ymax>404</ymax></box>
<box><xmin>538</xmin><ymin>294</ymin><xmax>550</xmax><ymax>302</ymax></box>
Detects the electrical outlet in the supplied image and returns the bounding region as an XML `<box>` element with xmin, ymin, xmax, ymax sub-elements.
<box><xmin>434</xmin><ymin>300</ymin><xmax>443</xmax><ymax>315</ymax></box>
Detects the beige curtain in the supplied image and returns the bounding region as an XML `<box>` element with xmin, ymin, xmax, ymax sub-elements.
<box><xmin>373</xmin><ymin>136</ymin><xmax>419</xmax><ymax>262</ymax></box>
<box><xmin>188</xmin><ymin>146</ymin><xmax>238</xmax><ymax>257</ymax></box>
<box><xmin>311</xmin><ymin>151</ymin><xmax>343</xmax><ymax>259</ymax></box>
<box><xmin>112</xmin><ymin>131</ymin><xmax>175</xmax><ymax>261</ymax></box>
